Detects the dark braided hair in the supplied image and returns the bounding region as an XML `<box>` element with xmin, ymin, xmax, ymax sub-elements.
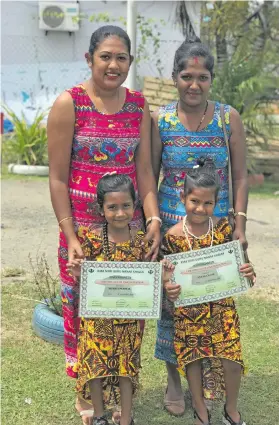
<box><xmin>172</xmin><ymin>36</ymin><xmax>214</xmax><ymax>78</ymax></box>
<box><xmin>184</xmin><ymin>158</ymin><xmax>220</xmax><ymax>201</ymax></box>
<box><xmin>97</xmin><ymin>174</ymin><xmax>136</xmax><ymax>208</ymax></box>
<box><xmin>88</xmin><ymin>25</ymin><xmax>131</xmax><ymax>58</ymax></box>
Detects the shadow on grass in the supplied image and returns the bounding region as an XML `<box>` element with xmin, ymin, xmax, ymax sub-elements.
<box><xmin>135</xmin><ymin>371</ymin><xmax>279</xmax><ymax>425</ymax></box>
<box><xmin>2</xmin><ymin>283</ymin><xmax>279</xmax><ymax>425</ymax></box>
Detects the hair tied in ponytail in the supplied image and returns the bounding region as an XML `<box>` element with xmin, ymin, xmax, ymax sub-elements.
<box><xmin>184</xmin><ymin>156</ymin><xmax>220</xmax><ymax>201</ymax></box>
<box><xmin>173</xmin><ymin>36</ymin><xmax>214</xmax><ymax>78</ymax></box>
<box><xmin>186</xmin><ymin>36</ymin><xmax>202</xmax><ymax>44</ymax></box>
<box><xmin>196</xmin><ymin>157</ymin><xmax>206</xmax><ymax>167</ymax></box>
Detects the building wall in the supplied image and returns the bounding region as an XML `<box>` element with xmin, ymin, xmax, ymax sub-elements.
<box><xmin>1</xmin><ymin>0</ymin><xmax>186</xmax><ymax>120</ymax></box>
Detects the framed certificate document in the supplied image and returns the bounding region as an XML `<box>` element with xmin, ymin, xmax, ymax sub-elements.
<box><xmin>79</xmin><ymin>261</ymin><xmax>163</xmax><ymax>319</ymax></box>
<box><xmin>165</xmin><ymin>240</ymin><xmax>251</xmax><ymax>307</ymax></box>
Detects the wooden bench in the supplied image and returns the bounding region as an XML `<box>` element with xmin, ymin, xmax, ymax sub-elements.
<box><xmin>143</xmin><ymin>77</ymin><xmax>178</xmax><ymax>112</ymax></box>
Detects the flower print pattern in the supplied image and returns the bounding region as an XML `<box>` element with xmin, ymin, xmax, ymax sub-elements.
<box><xmin>94</xmin><ymin>151</ymin><xmax>108</xmax><ymax>162</ymax></box>
<box><xmin>127</xmin><ymin>146</ymin><xmax>134</xmax><ymax>162</ymax></box>
<box><xmin>101</xmin><ymin>141</ymin><xmax>121</xmax><ymax>158</ymax></box>
<box><xmin>76</xmin><ymin>230</ymin><xmax>148</xmax><ymax>408</ymax></box>
<box><xmin>60</xmin><ymin>85</ymin><xmax>145</xmax><ymax>379</ymax></box>
<box><xmin>115</xmin><ymin>150</ymin><xmax>128</xmax><ymax>164</ymax></box>
<box><xmin>160</xmin><ymin>218</ymin><xmax>245</xmax><ymax>401</ymax></box>
<box><xmin>158</xmin><ymin>102</ymin><xmax>231</xmax><ymax>229</ymax></box>
<box><xmin>159</xmin><ymin>109</ymin><xmax>180</xmax><ymax>131</ymax></box>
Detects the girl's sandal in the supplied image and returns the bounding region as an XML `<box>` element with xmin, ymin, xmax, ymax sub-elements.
<box><xmin>113</xmin><ymin>417</ymin><xmax>134</xmax><ymax>425</ymax></box>
<box><xmin>194</xmin><ymin>408</ymin><xmax>211</xmax><ymax>425</ymax></box>
<box><xmin>222</xmin><ymin>405</ymin><xmax>246</xmax><ymax>425</ymax></box>
<box><xmin>80</xmin><ymin>409</ymin><xmax>94</xmax><ymax>425</ymax></box>
<box><xmin>112</xmin><ymin>411</ymin><xmax>135</xmax><ymax>425</ymax></box>
<box><xmin>111</xmin><ymin>409</ymin><xmax>121</xmax><ymax>424</ymax></box>
<box><xmin>92</xmin><ymin>416</ymin><xmax>109</xmax><ymax>425</ymax></box>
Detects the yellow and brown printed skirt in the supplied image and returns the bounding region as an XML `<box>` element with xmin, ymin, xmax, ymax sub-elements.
<box><xmin>76</xmin><ymin>317</ymin><xmax>143</xmax><ymax>409</ymax></box>
<box><xmin>174</xmin><ymin>297</ymin><xmax>245</xmax><ymax>400</ymax></box>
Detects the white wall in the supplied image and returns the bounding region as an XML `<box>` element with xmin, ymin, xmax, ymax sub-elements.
<box><xmin>1</xmin><ymin>1</ymin><xmax>186</xmax><ymax>120</ymax></box>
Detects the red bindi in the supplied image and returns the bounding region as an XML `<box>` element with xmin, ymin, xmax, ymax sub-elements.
<box><xmin>193</xmin><ymin>56</ymin><xmax>199</xmax><ymax>64</ymax></box>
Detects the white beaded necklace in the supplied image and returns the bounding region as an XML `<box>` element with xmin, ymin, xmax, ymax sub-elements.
<box><xmin>182</xmin><ymin>215</ymin><xmax>214</xmax><ymax>251</ymax></box>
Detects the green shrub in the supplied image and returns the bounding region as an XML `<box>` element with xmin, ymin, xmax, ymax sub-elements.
<box><xmin>2</xmin><ymin>106</ymin><xmax>48</xmax><ymax>166</ymax></box>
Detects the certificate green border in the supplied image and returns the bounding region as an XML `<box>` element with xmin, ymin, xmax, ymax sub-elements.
<box><xmin>79</xmin><ymin>262</ymin><xmax>163</xmax><ymax>319</ymax></box>
<box><xmin>166</xmin><ymin>240</ymin><xmax>250</xmax><ymax>307</ymax></box>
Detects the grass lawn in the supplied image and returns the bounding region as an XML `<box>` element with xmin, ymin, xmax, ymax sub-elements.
<box><xmin>2</xmin><ymin>280</ymin><xmax>279</xmax><ymax>425</ymax></box>
<box><xmin>249</xmin><ymin>181</ymin><xmax>279</xmax><ymax>198</ymax></box>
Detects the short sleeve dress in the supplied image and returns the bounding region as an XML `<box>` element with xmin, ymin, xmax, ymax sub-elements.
<box><xmin>157</xmin><ymin>218</ymin><xmax>245</xmax><ymax>401</ymax></box>
<box><xmin>76</xmin><ymin>230</ymin><xmax>149</xmax><ymax>409</ymax></box>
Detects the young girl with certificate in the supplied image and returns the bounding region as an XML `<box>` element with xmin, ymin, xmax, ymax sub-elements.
<box><xmin>67</xmin><ymin>173</ymin><xmax>151</xmax><ymax>425</ymax></box>
<box><xmin>159</xmin><ymin>159</ymin><xmax>256</xmax><ymax>425</ymax></box>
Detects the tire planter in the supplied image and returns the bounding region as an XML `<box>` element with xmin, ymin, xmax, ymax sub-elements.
<box><xmin>8</xmin><ymin>164</ymin><xmax>49</xmax><ymax>176</ymax></box>
<box><xmin>32</xmin><ymin>303</ymin><xmax>64</xmax><ymax>345</ymax></box>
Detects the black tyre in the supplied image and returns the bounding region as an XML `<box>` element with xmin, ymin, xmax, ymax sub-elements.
<box><xmin>32</xmin><ymin>303</ymin><xmax>64</xmax><ymax>345</ymax></box>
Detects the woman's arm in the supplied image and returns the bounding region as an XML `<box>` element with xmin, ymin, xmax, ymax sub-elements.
<box><xmin>47</xmin><ymin>91</ymin><xmax>83</xmax><ymax>258</ymax></box>
<box><xmin>151</xmin><ymin>109</ymin><xmax>163</xmax><ymax>185</ymax></box>
<box><xmin>135</xmin><ymin>100</ymin><xmax>160</xmax><ymax>260</ymax></box>
<box><xmin>229</xmin><ymin>107</ymin><xmax>249</xmax><ymax>250</ymax></box>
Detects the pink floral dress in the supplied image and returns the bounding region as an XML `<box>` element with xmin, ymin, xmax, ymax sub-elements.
<box><xmin>59</xmin><ymin>84</ymin><xmax>145</xmax><ymax>377</ymax></box>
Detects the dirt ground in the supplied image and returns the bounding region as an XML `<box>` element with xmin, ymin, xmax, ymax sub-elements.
<box><xmin>1</xmin><ymin>179</ymin><xmax>278</xmax><ymax>287</ymax></box>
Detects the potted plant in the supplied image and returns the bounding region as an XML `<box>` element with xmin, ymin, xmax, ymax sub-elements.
<box><xmin>2</xmin><ymin>105</ymin><xmax>49</xmax><ymax>176</ymax></box>
<box><xmin>29</xmin><ymin>254</ymin><xmax>64</xmax><ymax>345</ymax></box>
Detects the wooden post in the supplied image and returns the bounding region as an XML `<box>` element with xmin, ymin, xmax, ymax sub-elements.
<box><xmin>126</xmin><ymin>0</ymin><xmax>137</xmax><ymax>90</ymax></box>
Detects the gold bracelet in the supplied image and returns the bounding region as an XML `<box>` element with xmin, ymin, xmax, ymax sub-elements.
<box><xmin>146</xmin><ymin>216</ymin><xmax>162</xmax><ymax>227</ymax></box>
<box><xmin>234</xmin><ymin>212</ymin><xmax>247</xmax><ymax>219</ymax></box>
<box><xmin>58</xmin><ymin>216</ymin><xmax>73</xmax><ymax>226</ymax></box>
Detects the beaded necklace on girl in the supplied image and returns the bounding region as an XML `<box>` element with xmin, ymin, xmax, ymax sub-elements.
<box><xmin>161</xmin><ymin>158</ymin><xmax>255</xmax><ymax>425</ymax></box>
<box><xmin>67</xmin><ymin>173</ymin><xmax>148</xmax><ymax>425</ymax></box>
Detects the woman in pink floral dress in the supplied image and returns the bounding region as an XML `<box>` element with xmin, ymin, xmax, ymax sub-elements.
<box><xmin>47</xmin><ymin>25</ymin><xmax>161</xmax><ymax>424</ymax></box>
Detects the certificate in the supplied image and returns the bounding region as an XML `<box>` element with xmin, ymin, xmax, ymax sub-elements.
<box><xmin>165</xmin><ymin>240</ymin><xmax>251</xmax><ymax>307</ymax></box>
<box><xmin>79</xmin><ymin>261</ymin><xmax>163</xmax><ymax>319</ymax></box>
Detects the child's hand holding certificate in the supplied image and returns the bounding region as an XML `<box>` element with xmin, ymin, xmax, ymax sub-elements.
<box><xmin>165</xmin><ymin>240</ymin><xmax>252</xmax><ymax>307</ymax></box>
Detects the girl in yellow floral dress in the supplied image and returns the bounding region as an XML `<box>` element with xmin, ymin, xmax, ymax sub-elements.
<box><xmin>161</xmin><ymin>158</ymin><xmax>255</xmax><ymax>425</ymax></box>
<box><xmin>67</xmin><ymin>173</ymin><xmax>150</xmax><ymax>425</ymax></box>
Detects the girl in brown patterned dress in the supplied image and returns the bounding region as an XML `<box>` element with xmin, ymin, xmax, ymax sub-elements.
<box><xmin>67</xmin><ymin>174</ymin><xmax>150</xmax><ymax>425</ymax></box>
<box><xmin>161</xmin><ymin>159</ymin><xmax>255</xmax><ymax>425</ymax></box>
